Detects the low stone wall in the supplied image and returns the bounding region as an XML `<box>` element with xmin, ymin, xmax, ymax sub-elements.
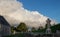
<box><xmin>23</xmin><ymin>33</ymin><xmax>60</xmax><ymax>37</ymax></box>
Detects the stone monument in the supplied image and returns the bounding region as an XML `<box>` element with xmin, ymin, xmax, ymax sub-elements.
<box><xmin>46</xmin><ymin>18</ymin><xmax>51</xmax><ymax>34</ymax></box>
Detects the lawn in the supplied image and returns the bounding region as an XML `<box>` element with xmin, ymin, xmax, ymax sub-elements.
<box><xmin>3</xmin><ymin>33</ymin><xmax>25</xmax><ymax>37</ymax></box>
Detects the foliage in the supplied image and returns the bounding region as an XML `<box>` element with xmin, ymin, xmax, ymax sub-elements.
<box><xmin>17</xmin><ymin>22</ymin><xmax>28</xmax><ymax>32</ymax></box>
<box><xmin>31</xmin><ymin>26</ymin><xmax>45</xmax><ymax>33</ymax></box>
<box><xmin>11</xmin><ymin>26</ymin><xmax>15</xmax><ymax>33</ymax></box>
<box><xmin>31</xmin><ymin>27</ymin><xmax>36</xmax><ymax>32</ymax></box>
<box><xmin>37</xmin><ymin>23</ymin><xmax>60</xmax><ymax>33</ymax></box>
<box><xmin>51</xmin><ymin>23</ymin><xmax>60</xmax><ymax>33</ymax></box>
<box><xmin>37</xmin><ymin>26</ymin><xmax>45</xmax><ymax>33</ymax></box>
<box><xmin>45</xmin><ymin>24</ymin><xmax>48</xmax><ymax>29</ymax></box>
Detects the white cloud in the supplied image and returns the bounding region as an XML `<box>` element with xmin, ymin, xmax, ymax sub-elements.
<box><xmin>0</xmin><ymin>0</ymin><xmax>57</xmax><ymax>28</ymax></box>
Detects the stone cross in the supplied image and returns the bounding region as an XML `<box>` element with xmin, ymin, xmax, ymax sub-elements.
<box><xmin>46</xmin><ymin>18</ymin><xmax>51</xmax><ymax>34</ymax></box>
<box><xmin>46</xmin><ymin>18</ymin><xmax>51</xmax><ymax>28</ymax></box>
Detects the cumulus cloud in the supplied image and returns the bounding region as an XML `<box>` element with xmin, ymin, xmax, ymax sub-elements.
<box><xmin>0</xmin><ymin>0</ymin><xmax>57</xmax><ymax>28</ymax></box>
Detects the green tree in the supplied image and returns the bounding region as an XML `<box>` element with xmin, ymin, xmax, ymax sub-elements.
<box><xmin>51</xmin><ymin>23</ymin><xmax>60</xmax><ymax>33</ymax></box>
<box><xmin>38</xmin><ymin>26</ymin><xmax>43</xmax><ymax>30</ymax></box>
<box><xmin>37</xmin><ymin>26</ymin><xmax>45</xmax><ymax>33</ymax></box>
<box><xmin>45</xmin><ymin>24</ymin><xmax>48</xmax><ymax>29</ymax></box>
<box><xmin>11</xmin><ymin>26</ymin><xmax>16</xmax><ymax>34</ymax></box>
<box><xmin>31</xmin><ymin>27</ymin><xmax>36</xmax><ymax>32</ymax></box>
<box><xmin>17</xmin><ymin>22</ymin><xmax>28</xmax><ymax>32</ymax></box>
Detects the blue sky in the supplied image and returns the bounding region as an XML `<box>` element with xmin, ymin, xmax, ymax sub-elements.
<box><xmin>17</xmin><ymin>0</ymin><xmax>60</xmax><ymax>23</ymax></box>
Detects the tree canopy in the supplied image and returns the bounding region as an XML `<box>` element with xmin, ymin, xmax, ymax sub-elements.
<box><xmin>17</xmin><ymin>22</ymin><xmax>28</xmax><ymax>32</ymax></box>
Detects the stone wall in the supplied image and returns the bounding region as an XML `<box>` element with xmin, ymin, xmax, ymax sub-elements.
<box><xmin>23</xmin><ymin>32</ymin><xmax>60</xmax><ymax>37</ymax></box>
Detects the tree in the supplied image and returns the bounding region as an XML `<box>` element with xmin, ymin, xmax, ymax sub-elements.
<box><xmin>31</xmin><ymin>27</ymin><xmax>36</xmax><ymax>32</ymax></box>
<box><xmin>38</xmin><ymin>26</ymin><xmax>43</xmax><ymax>30</ymax></box>
<box><xmin>11</xmin><ymin>26</ymin><xmax>16</xmax><ymax>34</ymax></box>
<box><xmin>45</xmin><ymin>24</ymin><xmax>48</xmax><ymax>29</ymax></box>
<box><xmin>17</xmin><ymin>22</ymin><xmax>28</xmax><ymax>32</ymax></box>
<box><xmin>51</xmin><ymin>23</ymin><xmax>60</xmax><ymax>33</ymax></box>
<box><xmin>37</xmin><ymin>26</ymin><xmax>45</xmax><ymax>33</ymax></box>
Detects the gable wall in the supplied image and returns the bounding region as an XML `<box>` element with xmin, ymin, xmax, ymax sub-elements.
<box><xmin>1</xmin><ymin>24</ymin><xmax>11</xmax><ymax>36</ymax></box>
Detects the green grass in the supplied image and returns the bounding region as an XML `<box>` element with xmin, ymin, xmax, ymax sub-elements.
<box><xmin>4</xmin><ymin>33</ymin><xmax>25</xmax><ymax>37</ymax></box>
